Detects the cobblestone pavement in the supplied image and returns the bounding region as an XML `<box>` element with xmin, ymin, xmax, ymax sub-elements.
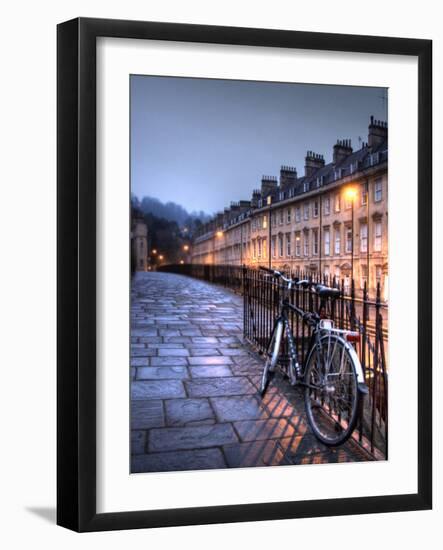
<box><xmin>131</xmin><ymin>271</ymin><xmax>372</xmax><ymax>473</ymax></box>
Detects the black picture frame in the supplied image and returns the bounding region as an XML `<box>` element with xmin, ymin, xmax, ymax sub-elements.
<box><xmin>57</xmin><ymin>17</ymin><xmax>432</xmax><ymax>532</ymax></box>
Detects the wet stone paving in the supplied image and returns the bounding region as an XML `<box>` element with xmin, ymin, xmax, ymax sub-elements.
<box><xmin>131</xmin><ymin>271</ymin><xmax>372</xmax><ymax>473</ymax></box>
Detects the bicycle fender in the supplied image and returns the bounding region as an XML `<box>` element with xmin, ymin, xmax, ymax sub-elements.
<box><xmin>340</xmin><ymin>337</ymin><xmax>366</xmax><ymax>385</ymax></box>
<box><xmin>271</xmin><ymin>320</ymin><xmax>284</xmax><ymax>369</ymax></box>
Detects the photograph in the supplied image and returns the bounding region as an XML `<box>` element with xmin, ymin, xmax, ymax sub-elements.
<box><xmin>129</xmin><ymin>75</ymin><xmax>389</xmax><ymax>473</ymax></box>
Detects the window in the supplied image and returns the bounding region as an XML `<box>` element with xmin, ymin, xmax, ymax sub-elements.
<box><xmin>262</xmin><ymin>238</ymin><xmax>267</xmax><ymax>259</ymax></box>
<box><xmin>360</xmin><ymin>265</ymin><xmax>368</xmax><ymax>289</ymax></box>
<box><xmin>345</xmin><ymin>196</ymin><xmax>353</xmax><ymax>210</ymax></box>
<box><xmin>295</xmin><ymin>232</ymin><xmax>301</xmax><ymax>256</ymax></box>
<box><xmin>334</xmin><ymin>227</ymin><xmax>341</xmax><ymax>255</ymax></box>
<box><xmin>278</xmin><ymin>235</ymin><xmax>284</xmax><ymax>257</ymax></box>
<box><xmin>374</xmin><ymin>178</ymin><xmax>382</xmax><ymax>202</ymax></box>
<box><xmin>295</xmin><ymin>206</ymin><xmax>301</xmax><ymax>222</ymax></box>
<box><xmin>361</xmin><ymin>182</ymin><xmax>368</xmax><ymax>206</ymax></box>
<box><xmin>272</xmin><ymin>212</ymin><xmax>276</xmax><ymax>228</ymax></box>
<box><xmin>375</xmin><ymin>265</ymin><xmax>382</xmax><ymax>287</ymax></box>
<box><xmin>360</xmin><ymin>223</ymin><xmax>368</xmax><ymax>253</ymax></box>
<box><xmin>345</xmin><ymin>225</ymin><xmax>353</xmax><ymax>253</ymax></box>
<box><xmin>334</xmin><ymin>267</ymin><xmax>340</xmax><ymax>281</ymax></box>
<box><xmin>286</xmin><ymin>233</ymin><xmax>291</xmax><ymax>257</ymax></box>
<box><xmin>303</xmin><ymin>203</ymin><xmax>309</xmax><ymax>220</ymax></box>
<box><xmin>279</xmin><ymin>209</ymin><xmax>284</xmax><ymax>225</ymax></box>
<box><xmin>304</xmin><ymin>231</ymin><xmax>309</xmax><ymax>256</ymax></box>
<box><xmin>312</xmin><ymin>229</ymin><xmax>319</xmax><ymax>255</ymax></box>
<box><xmin>324</xmin><ymin>228</ymin><xmax>330</xmax><ymax>256</ymax></box>
<box><xmin>324</xmin><ymin>196</ymin><xmax>330</xmax><ymax>215</ymax></box>
<box><xmin>287</xmin><ymin>208</ymin><xmax>291</xmax><ymax>223</ymax></box>
<box><xmin>252</xmin><ymin>239</ymin><xmax>256</xmax><ymax>259</ymax></box>
<box><xmin>257</xmin><ymin>239</ymin><xmax>262</xmax><ymax>258</ymax></box>
<box><xmin>279</xmin><ymin>191</ymin><xmax>285</xmax><ymax>201</ymax></box>
<box><xmin>271</xmin><ymin>236</ymin><xmax>276</xmax><ymax>258</ymax></box>
<box><xmin>313</xmin><ymin>200</ymin><xmax>319</xmax><ymax>217</ymax></box>
<box><xmin>374</xmin><ymin>221</ymin><xmax>382</xmax><ymax>251</ymax></box>
<box><xmin>262</xmin><ymin>215</ymin><xmax>267</xmax><ymax>229</ymax></box>
<box><xmin>334</xmin><ymin>194</ymin><xmax>341</xmax><ymax>212</ymax></box>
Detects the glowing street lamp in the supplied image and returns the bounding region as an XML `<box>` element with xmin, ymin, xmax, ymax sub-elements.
<box><xmin>216</xmin><ymin>230</ymin><xmax>223</xmax><ymax>239</ymax></box>
<box><xmin>180</xmin><ymin>260</ymin><xmax>184</xmax><ymax>265</ymax></box>
<box><xmin>152</xmin><ymin>249</ymin><xmax>157</xmax><ymax>255</ymax></box>
<box><xmin>159</xmin><ymin>254</ymin><xmax>164</xmax><ymax>261</ymax></box>
<box><xmin>183</xmin><ymin>244</ymin><xmax>190</xmax><ymax>252</ymax></box>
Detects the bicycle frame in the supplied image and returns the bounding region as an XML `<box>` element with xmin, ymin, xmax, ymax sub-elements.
<box><xmin>267</xmin><ymin>290</ymin><xmax>366</xmax><ymax>388</ymax></box>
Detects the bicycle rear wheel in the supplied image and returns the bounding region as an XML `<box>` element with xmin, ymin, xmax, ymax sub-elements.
<box><xmin>304</xmin><ymin>334</ymin><xmax>361</xmax><ymax>446</ymax></box>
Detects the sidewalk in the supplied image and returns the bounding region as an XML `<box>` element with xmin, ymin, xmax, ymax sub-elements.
<box><xmin>131</xmin><ymin>271</ymin><xmax>372</xmax><ymax>472</ymax></box>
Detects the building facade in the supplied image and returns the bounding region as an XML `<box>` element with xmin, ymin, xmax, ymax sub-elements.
<box><xmin>131</xmin><ymin>215</ymin><xmax>149</xmax><ymax>271</ymax></box>
<box><xmin>191</xmin><ymin>117</ymin><xmax>388</xmax><ymax>299</ymax></box>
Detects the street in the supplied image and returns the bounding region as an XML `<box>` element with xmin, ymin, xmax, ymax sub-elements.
<box><xmin>131</xmin><ymin>271</ymin><xmax>373</xmax><ymax>472</ymax></box>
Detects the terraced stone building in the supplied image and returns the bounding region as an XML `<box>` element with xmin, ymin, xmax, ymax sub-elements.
<box><xmin>191</xmin><ymin>117</ymin><xmax>388</xmax><ymax>300</ymax></box>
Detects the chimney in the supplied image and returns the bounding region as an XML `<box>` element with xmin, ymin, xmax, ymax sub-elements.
<box><xmin>261</xmin><ymin>175</ymin><xmax>278</xmax><ymax>197</ymax></box>
<box><xmin>333</xmin><ymin>139</ymin><xmax>353</xmax><ymax>164</ymax></box>
<box><xmin>251</xmin><ymin>189</ymin><xmax>261</xmax><ymax>208</ymax></box>
<box><xmin>368</xmin><ymin>116</ymin><xmax>388</xmax><ymax>150</ymax></box>
<box><xmin>304</xmin><ymin>151</ymin><xmax>325</xmax><ymax>177</ymax></box>
<box><xmin>280</xmin><ymin>166</ymin><xmax>298</xmax><ymax>188</ymax></box>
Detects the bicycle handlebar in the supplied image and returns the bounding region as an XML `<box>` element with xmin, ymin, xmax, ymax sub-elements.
<box><xmin>258</xmin><ymin>267</ymin><xmax>341</xmax><ymax>298</ymax></box>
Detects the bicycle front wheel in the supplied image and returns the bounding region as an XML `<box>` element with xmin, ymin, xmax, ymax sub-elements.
<box><xmin>260</xmin><ymin>320</ymin><xmax>283</xmax><ymax>396</ymax></box>
<box><xmin>304</xmin><ymin>334</ymin><xmax>361</xmax><ymax>446</ymax></box>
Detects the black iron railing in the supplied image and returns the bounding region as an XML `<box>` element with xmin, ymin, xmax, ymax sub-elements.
<box><xmin>158</xmin><ymin>263</ymin><xmax>388</xmax><ymax>459</ymax></box>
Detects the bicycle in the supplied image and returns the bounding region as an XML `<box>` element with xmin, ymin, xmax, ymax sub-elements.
<box><xmin>258</xmin><ymin>266</ymin><xmax>368</xmax><ymax>446</ymax></box>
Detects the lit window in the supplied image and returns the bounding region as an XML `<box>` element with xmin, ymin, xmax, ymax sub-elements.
<box><xmin>304</xmin><ymin>231</ymin><xmax>309</xmax><ymax>256</ymax></box>
<box><xmin>334</xmin><ymin>227</ymin><xmax>341</xmax><ymax>255</ymax></box>
<box><xmin>324</xmin><ymin>228</ymin><xmax>330</xmax><ymax>256</ymax></box>
<box><xmin>262</xmin><ymin>238</ymin><xmax>267</xmax><ymax>259</ymax></box>
<box><xmin>313</xmin><ymin>200</ymin><xmax>319</xmax><ymax>217</ymax></box>
<box><xmin>324</xmin><ymin>196</ymin><xmax>330</xmax><ymax>215</ymax></box>
<box><xmin>262</xmin><ymin>215</ymin><xmax>267</xmax><ymax>229</ymax></box>
<box><xmin>345</xmin><ymin>225</ymin><xmax>352</xmax><ymax>253</ymax></box>
<box><xmin>295</xmin><ymin>233</ymin><xmax>301</xmax><ymax>256</ymax></box>
<box><xmin>374</xmin><ymin>178</ymin><xmax>382</xmax><ymax>202</ymax></box>
<box><xmin>360</xmin><ymin>265</ymin><xmax>368</xmax><ymax>289</ymax></box>
<box><xmin>374</xmin><ymin>221</ymin><xmax>382</xmax><ymax>251</ymax></box>
<box><xmin>360</xmin><ymin>223</ymin><xmax>368</xmax><ymax>253</ymax></box>
<box><xmin>258</xmin><ymin>239</ymin><xmax>262</xmax><ymax>258</ymax></box>
<box><xmin>361</xmin><ymin>183</ymin><xmax>368</xmax><ymax>206</ymax></box>
<box><xmin>335</xmin><ymin>194</ymin><xmax>341</xmax><ymax>212</ymax></box>
<box><xmin>312</xmin><ymin>229</ymin><xmax>318</xmax><ymax>255</ymax></box>
<box><xmin>375</xmin><ymin>265</ymin><xmax>382</xmax><ymax>287</ymax></box>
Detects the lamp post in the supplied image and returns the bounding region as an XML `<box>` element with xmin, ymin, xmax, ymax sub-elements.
<box><xmin>267</xmin><ymin>195</ymin><xmax>272</xmax><ymax>269</ymax></box>
<box><xmin>345</xmin><ymin>187</ymin><xmax>357</xmax><ymax>282</ymax></box>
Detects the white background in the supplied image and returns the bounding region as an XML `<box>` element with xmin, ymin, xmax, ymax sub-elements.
<box><xmin>0</xmin><ymin>0</ymin><xmax>441</xmax><ymax>548</ymax></box>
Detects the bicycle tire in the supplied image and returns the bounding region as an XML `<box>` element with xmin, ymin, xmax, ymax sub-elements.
<box><xmin>304</xmin><ymin>333</ymin><xmax>361</xmax><ymax>446</ymax></box>
<box><xmin>260</xmin><ymin>320</ymin><xmax>283</xmax><ymax>396</ymax></box>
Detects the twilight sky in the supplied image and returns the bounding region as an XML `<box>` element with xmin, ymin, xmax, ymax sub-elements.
<box><xmin>131</xmin><ymin>75</ymin><xmax>387</xmax><ymax>215</ymax></box>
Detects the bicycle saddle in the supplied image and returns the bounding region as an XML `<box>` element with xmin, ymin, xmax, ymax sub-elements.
<box><xmin>315</xmin><ymin>284</ymin><xmax>341</xmax><ymax>299</ymax></box>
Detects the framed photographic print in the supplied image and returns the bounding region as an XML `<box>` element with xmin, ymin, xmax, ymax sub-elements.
<box><xmin>57</xmin><ymin>17</ymin><xmax>432</xmax><ymax>532</ymax></box>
